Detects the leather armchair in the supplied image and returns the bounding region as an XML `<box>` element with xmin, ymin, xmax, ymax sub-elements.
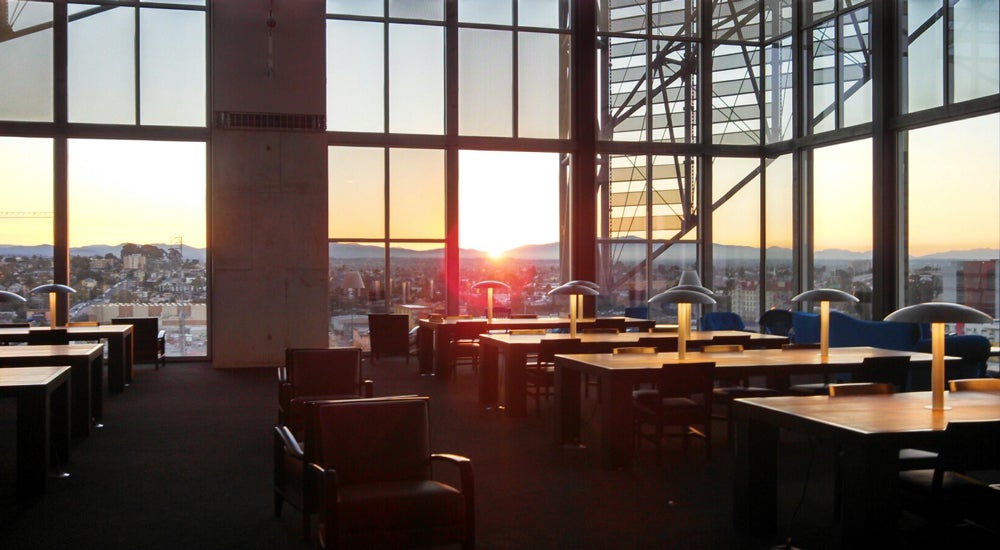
<box><xmin>277</xmin><ymin>347</ymin><xmax>373</xmax><ymax>436</ymax></box>
<box><xmin>307</xmin><ymin>396</ymin><xmax>474</xmax><ymax>549</ymax></box>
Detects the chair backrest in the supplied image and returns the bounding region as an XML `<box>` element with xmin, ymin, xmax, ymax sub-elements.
<box><xmin>313</xmin><ymin>396</ymin><xmax>432</xmax><ymax>486</ymax></box>
<box><xmin>710</xmin><ymin>334</ymin><xmax>753</xmax><ymax>346</ymax></box>
<box><xmin>593</xmin><ymin>317</ymin><xmax>627</xmax><ymax>332</ymax></box>
<box><xmin>67</xmin><ymin>321</ymin><xmax>99</xmax><ymax>327</ymax></box>
<box><xmin>612</xmin><ymin>346</ymin><xmax>657</xmax><ymax>355</ymax></box>
<box><xmin>510</xmin><ymin>313</ymin><xmax>538</xmax><ymax>319</ymax></box>
<box><xmin>491</xmin><ymin>307</ymin><xmax>511</xmax><ymax>319</ymax></box>
<box><xmin>581</xmin><ymin>327</ymin><xmax>619</xmax><ymax>334</ymax></box>
<box><xmin>853</xmin><ymin>355</ymin><xmax>910</xmax><ymax>391</ymax></box>
<box><xmin>112</xmin><ymin>317</ymin><xmax>161</xmax><ymax>362</ymax></box>
<box><xmin>658</xmin><ymin>362</ymin><xmax>715</xmax><ymax>400</ymax></box>
<box><xmin>538</xmin><ymin>338</ymin><xmax>581</xmax><ymax>364</ymax></box>
<box><xmin>637</xmin><ymin>336</ymin><xmax>679</xmax><ymax>353</ymax></box>
<box><xmin>701</xmin><ymin>344</ymin><xmax>744</xmax><ymax>353</ymax></box>
<box><xmin>949</xmin><ymin>378</ymin><xmax>1000</xmax><ymax>392</ymax></box>
<box><xmin>758</xmin><ymin>309</ymin><xmax>793</xmax><ymax>336</ymax></box>
<box><xmin>828</xmin><ymin>382</ymin><xmax>895</xmax><ymax>397</ymax></box>
<box><xmin>509</xmin><ymin>328</ymin><xmax>546</xmax><ymax>335</ymax></box>
<box><xmin>454</xmin><ymin>320</ymin><xmax>488</xmax><ymax>341</ymax></box>
<box><xmin>286</xmin><ymin>347</ymin><xmax>363</xmax><ymax>396</ymax></box>
<box><xmin>935</xmin><ymin>420</ymin><xmax>1000</xmax><ymax>483</ymax></box>
<box><xmin>700</xmin><ymin>312</ymin><xmax>746</xmax><ymax>331</ymax></box>
<box><xmin>27</xmin><ymin>328</ymin><xmax>69</xmax><ymax>345</ymax></box>
<box><xmin>367</xmin><ymin>314</ymin><xmax>410</xmax><ymax>357</ymax></box>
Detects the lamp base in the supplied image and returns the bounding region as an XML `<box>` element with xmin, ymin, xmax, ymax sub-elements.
<box><xmin>924</xmin><ymin>405</ymin><xmax>952</xmax><ymax>411</ymax></box>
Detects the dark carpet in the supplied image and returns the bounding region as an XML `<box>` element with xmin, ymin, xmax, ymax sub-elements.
<box><xmin>1</xmin><ymin>357</ymin><xmax>997</xmax><ymax>549</ymax></box>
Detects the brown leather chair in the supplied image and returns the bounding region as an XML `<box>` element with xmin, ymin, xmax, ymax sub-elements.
<box><xmin>307</xmin><ymin>396</ymin><xmax>474</xmax><ymax>549</ymax></box>
<box><xmin>278</xmin><ymin>347</ymin><xmax>373</xmax><ymax>436</ymax></box>
<box><xmin>633</xmin><ymin>361</ymin><xmax>715</xmax><ymax>465</ymax></box>
<box><xmin>367</xmin><ymin>313</ymin><xmax>411</xmax><ymax>364</ymax></box>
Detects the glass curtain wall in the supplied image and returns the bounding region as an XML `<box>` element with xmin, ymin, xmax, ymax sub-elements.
<box><xmin>0</xmin><ymin>0</ymin><xmax>208</xmax><ymax>357</ymax></box>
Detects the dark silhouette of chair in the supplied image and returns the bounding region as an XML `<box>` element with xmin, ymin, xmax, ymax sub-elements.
<box><xmin>112</xmin><ymin>317</ymin><xmax>166</xmax><ymax>369</ymax></box>
<box><xmin>491</xmin><ymin>307</ymin><xmax>511</xmax><ymax>319</ymax></box>
<box><xmin>307</xmin><ymin>396</ymin><xmax>474</xmax><ymax>549</ymax></box>
<box><xmin>827</xmin><ymin>382</ymin><xmax>894</xmax><ymax>396</ymax></box>
<box><xmin>593</xmin><ymin>317</ymin><xmax>627</xmax><ymax>332</ymax></box>
<box><xmin>705</xmin><ymin>339</ymin><xmax>778</xmax><ymax>447</ymax></box>
<box><xmin>274</xmin><ymin>348</ymin><xmax>373</xmax><ymax>537</ymax></box>
<box><xmin>949</xmin><ymin>378</ymin><xmax>1000</xmax><ymax>392</ymax></box>
<box><xmin>789</xmin><ymin>355</ymin><xmax>910</xmax><ymax>395</ymax></box>
<box><xmin>510</xmin><ymin>313</ymin><xmax>538</xmax><ymax>319</ymax></box>
<box><xmin>367</xmin><ymin>313</ymin><xmax>411</xmax><ymax>364</ymax></box>
<box><xmin>897</xmin><ymin>420</ymin><xmax>1000</xmax><ymax>530</ymax></box>
<box><xmin>451</xmin><ymin>320</ymin><xmax>487</xmax><ymax>375</ymax></box>
<box><xmin>527</xmin><ymin>338</ymin><xmax>580</xmax><ymax>413</ymax></box>
<box><xmin>758</xmin><ymin>308</ymin><xmax>793</xmax><ymax>336</ymax></box>
<box><xmin>27</xmin><ymin>328</ymin><xmax>69</xmax><ymax>345</ymax></box>
<box><xmin>700</xmin><ymin>311</ymin><xmax>746</xmax><ymax>331</ymax></box>
<box><xmin>636</xmin><ymin>336</ymin><xmax>679</xmax><ymax>353</ymax></box>
<box><xmin>624</xmin><ymin>306</ymin><xmax>648</xmax><ymax>319</ymax></box>
<box><xmin>633</xmin><ymin>361</ymin><xmax>715</xmax><ymax>465</ymax></box>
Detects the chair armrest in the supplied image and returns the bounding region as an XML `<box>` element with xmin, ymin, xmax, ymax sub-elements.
<box><xmin>309</xmin><ymin>462</ymin><xmax>340</xmax><ymax>538</ymax></box>
<box><xmin>278</xmin><ymin>382</ymin><xmax>294</xmax><ymax>412</ymax></box>
<box><xmin>277</xmin><ymin>366</ymin><xmax>287</xmax><ymax>383</ymax></box>
<box><xmin>362</xmin><ymin>380</ymin><xmax>375</xmax><ymax>398</ymax></box>
<box><xmin>431</xmin><ymin>453</ymin><xmax>475</xmax><ymax>531</ymax></box>
<box><xmin>274</xmin><ymin>425</ymin><xmax>304</xmax><ymax>460</ymax></box>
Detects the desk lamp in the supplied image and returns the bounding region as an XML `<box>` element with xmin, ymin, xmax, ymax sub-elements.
<box><xmin>884</xmin><ymin>302</ymin><xmax>993</xmax><ymax>411</ymax></box>
<box><xmin>791</xmin><ymin>288</ymin><xmax>858</xmax><ymax>360</ymax></box>
<box><xmin>29</xmin><ymin>284</ymin><xmax>76</xmax><ymax>328</ymax></box>
<box><xmin>471</xmin><ymin>280</ymin><xmax>510</xmax><ymax>323</ymax></box>
<box><xmin>547</xmin><ymin>282</ymin><xmax>600</xmax><ymax>337</ymax></box>
<box><xmin>563</xmin><ymin>280</ymin><xmax>600</xmax><ymax>323</ymax></box>
<box><xmin>648</xmin><ymin>288</ymin><xmax>717</xmax><ymax>358</ymax></box>
<box><xmin>675</xmin><ymin>270</ymin><xmax>713</xmax><ymax>295</ymax></box>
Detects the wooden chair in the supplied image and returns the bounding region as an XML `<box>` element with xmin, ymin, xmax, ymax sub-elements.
<box><xmin>278</xmin><ymin>347</ymin><xmax>372</xmax><ymax>436</ymax></box>
<box><xmin>366</xmin><ymin>313</ymin><xmax>411</xmax><ymax>364</ymax></box>
<box><xmin>307</xmin><ymin>397</ymin><xmax>474</xmax><ymax>549</ymax></box>
<box><xmin>592</xmin><ymin>317</ymin><xmax>627</xmax><ymax>332</ymax></box>
<box><xmin>112</xmin><ymin>317</ymin><xmax>166</xmax><ymax>369</ymax></box>
<box><xmin>612</xmin><ymin>346</ymin><xmax>657</xmax><ymax>355</ymax></box>
<box><xmin>789</xmin><ymin>355</ymin><xmax>910</xmax><ymax>395</ymax></box>
<box><xmin>949</xmin><ymin>378</ymin><xmax>1000</xmax><ymax>392</ymax></box>
<box><xmin>633</xmin><ymin>361</ymin><xmax>715</xmax><ymax>465</ymax></box>
<box><xmin>636</xmin><ymin>336</ymin><xmax>679</xmax><ymax>353</ymax></box>
<box><xmin>707</xmin><ymin>342</ymin><xmax>778</xmax><ymax>448</ymax></box>
<box><xmin>527</xmin><ymin>338</ymin><xmax>580</xmax><ymax>414</ymax></box>
<box><xmin>27</xmin><ymin>328</ymin><xmax>69</xmax><ymax>345</ymax></box>
<box><xmin>827</xmin><ymin>382</ymin><xmax>894</xmax><ymax>396</ymax></box>
<box><xmin>451</xmin><ymin>320</ymin><xmax>487</xmax><ymax>375</ymax></box>
<box><xmin>510</xmin><ymin>313</ymin><xmax>538</xmax><ymax>319</ymax></box>
<box><xmin>508</xmin><ymin>328</ymin><xmax>546</xmax><ymax>335</ymax></box>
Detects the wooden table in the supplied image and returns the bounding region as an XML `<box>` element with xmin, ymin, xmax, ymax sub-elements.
<box><xmin>0</xmin><ymin>324</ymin><xmax>134</xmax><ymax>393</ymax></box>
<box><xmin>416</xmin><ymin>316</ymin><xmax>656</xmax><ymax>377</ymax></box>
<box><xmin>553</xmin><ymin>346</ymin><xmax>944</xmax><ymax>469</ymax></box>
<box><xmin>0</xmin><ymin>366</ymin><xmax>72</xmax><ymax>499</ymax></box>
<box><xmin>481</xmin><ymin>330</ymin><xmax>789</xmax><ymax>417</ymax></box>
<box><xmin>0</xmin><ymin>344</ymin><xmax>105</xmax><ymax>438</ymax></box>
<box><xmin>732</xmin><ymin>390</ymin><xmax>1000</xmax><ymax>546</ymax></box>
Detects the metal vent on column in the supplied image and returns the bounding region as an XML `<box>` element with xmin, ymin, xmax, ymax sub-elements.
<box><xmin>214</xmin><ymin>111</ymin><xmax>326</xmax><ymax>131</ymax></box>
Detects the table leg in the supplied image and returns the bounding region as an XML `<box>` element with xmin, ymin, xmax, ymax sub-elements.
<box><xmin>478</xmin><ymin>341</ymin><xmax>499</xmax><ymax>408</ymax></box>
<box><xmin>107</xmin><ymin>334</ymin><xmax>125</xmax><ymax>393</ymax></box>
<box><xmin>124</xmin><ymin>331</ymin><xmax>134</xmax><ymax>383</ymax></box>
<box><xmin>16</xmin><ymin>388</ymin><xmax>50</xmax><ymax>498</ymax></box>
<box><xmin>417</xmin><ymin>326</ymin><xmax>434</xmax><ymax>375</ymax></box>
<box><xmin>51</xmin><ymin>377</ymin><xmax>71</xmax><ymax>469</ymax></box>
<box><xmin>599</xmin><ymin>374</ymin><xmax>634</xmax><ymax>468</ymax></box>
<box><xmin>839</xmin><ymin>441</ymin><xmax>899</xmax><ymax>546</ymax></box>
<box><xmin>69</xmin><ymin>361</ymin><xmax>92</xmax><ymax>438</ymax></box>
<box><xmin>434</xmin><ymin>325</ymin><xmax>454</xmax><ymax>379</ymax></box>
<box><xmin>732</xmin><ymin>402</ymin><xmax>779</xmax><ymax>536</ymax></box>
<box><xmin>90</xmin><ymin>355</ymin><xmax>104</xmax><ymax>428</ymax></box>
<box><xmin>502</xmin><ymin>348</ymin><xmax>527</xmax><ymax>418</ymax></box>
<box><xmin>555</xmin><ymin>363</ymin><xmax>582</xmax><ymax>447</ymax></box>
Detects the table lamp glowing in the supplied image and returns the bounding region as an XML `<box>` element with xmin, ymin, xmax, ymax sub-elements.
<box><xmin>547</xmin><ymin>282</ymin><xmax>600</xmax><ymax>337</ymax></box>
<box><xmin>884</xmin><ymin>302</ymin><xmax>993</xmax><ymax>411</ymax></box>
<box><xmin>648</xmin><ymin>288</ymin><xmax>717</xmax><ymax>358</ymax></box>
<box><xmin>674</xmin><ymin>270</ymin><xmax>714</xmax><ymax>295</ymax></box>
<box><xmin>791</xmin><ymin>288</ymin><xmax>858</xmax><ymax>360</ymax></box>
<box><xmin>29</xmin><ymin>284</ymin><xmax>76</xmax><ymax>328</ymax></box>
<box><xmin>471</xmin><ymin>280</ymin><xmax>510</xmax><ymax>322</ymax></box>
<box><xmin>563</xmin><ymin>280</ymin><xmax>600</xmax><ymax>323</ymax></box>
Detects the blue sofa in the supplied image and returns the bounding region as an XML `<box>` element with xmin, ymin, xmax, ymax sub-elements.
<box><xmin>791</xmin><ymin>310</ymin><xmax>992</xmax><ymax>389</ymax></box>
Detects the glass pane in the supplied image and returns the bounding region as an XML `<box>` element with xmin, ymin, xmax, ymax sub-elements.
<box><xmin>952</xmin><ymin>0</ymin><xmax>1000</xmax><ymax>103</ymax></box>
<box><xmin>0</xmin><ymin>137</ymin><xmax>53</xmax><ymax>325</ymax></box>
<box><xmin>713</xmin><ymin>0</ymin><xmax>759</xmax><ymax>42</ymax></box>
<box><xmin>840</xmin><ymin>8</ymin><xmax>871</xmax><ymax>127</ymax></box>
<box><xmin>809</xmin><ymin>19</ymin><xmax>837</xmax><ymax>133</ymax></box>
<box><xmin>651</xmin><ymin>154</ymin><xmax>696</xmax><ymax>241</ymax></box>
<box><xmin>389</xmin><ymin>0</ymin><xmax>444</xmax><ymax>20</ymax></box>
<box><xmin>327</xmin><ymin>20</ymin><xmax>384</xmax><ymax>132</ymax></box>
<box><xmin>651</xmin><ymin>39</ymin><xmax>697</xmax><ymax>143</ymax></box>
<box><xmin>711</xmin><ymin>158</ymin><xmax>761</xmax><ymax>329</ymax></box>
<box><xmin>389</xmin><ymin>246</ymin><xmax>445</xmax><ymax>320</ymax></box>
<box><xmin>327</xmin><ymin>0</ymin><xmax>382</xmax><ymax>17</ymax></box>
<box><xmin>649</xmin><ymin>242</ymin><xmax>697</xmax><ymax>325</ymax></box>
<box><xmin>764</xmin><ymin>153</ymin><xmax>794</xmax><ymax>311</ymax></box>
<box><xmin>901</xmin><ymin>0</ymin><xmax>944</xmax><ymax>113</ymax></box>
<box><xmin>905</xmin><ymin>114</ymin><xmax>999</xmax><ymax>329</ymax></box>
<box><xmin>599</xmin><ymin>241</ymin><xmax>648</xmax><ymax>317</ymax></box>
<box><xmin>607</xmin><ymin>36</ymin><xmax>648</xmax><ymax>142</ymax></box>
<box><xmin>812</xmin><ymin>138</ymin><xmax>873</xmax><ymax>319</ymax></box>
<box><xmin>389</xmin><ymin>148</ymin><xmax>445</xmax><ymax>239</ymax></box>
<box><xmin>652</xmin><ymin>0</ymin><xmax>697</xmax><ymax>38</ymax></box>
<box><xmin>140</xmin><ymin>0</ymin><xmax>206</xmax><ymax>5</ymax></box>
<box><xmin>140</xmin><ymin>8</ymin><xmax>206</xmax><ymax>127</ymax></box>
<box><xmin>518</xmin><ymin>31</ymin><xmax>568</xmax><ymax>139</ymax></box>
<box><xmin>0</xmin><ymin>1</ymin><xmax>53</xmax><ymax>122</ymax></box>
<box><xmin>329</xmin><ymin>247</ymin><xmax>384</xmax><ymax>348</ymax></box>
<box><xmin>329</xmin><ymin>146</ymin><xmax>385</xmax><ymax>239</ymax></box>
<box><xmin>803</xmin><ymin>0</ymin><xmax>836</xmax><ymax>26</ymax></box>
<box><xmin>458</xmin><ymin>150</ymin><xmax>560</xmax><ymax>257</ymax></box>
<box><xmin>519</xmin><ymin>0</ymin><xmax>564</xmax><ymax>28</ymax></box>
<box><xmin>713</xmin><ymin>43</ymin><xmax>761</xmax><ymax>145</ymax></box>
<box><xmin>764</xmin><ymin>0</ymin><xmax>793</xmax><ymax>40</ymax></box>
<box><xmin>389</xmin><ymin>24</ymin><xmax>444</xmax><ymax>134</ymax></box>
<box><xmin>459</xmin><ymin>0</ymin><xmax>512</xmax><ymax>25</ymax></box>
<box><xmin>459</xmin><ymin>29</ymin><xmax>512</xmax><ymax>137</ymax></box>
<box><xmin>608</xmin><ymin>154</ymin><xmax>648</xmax><ymax>240</ymax></box>
<box><xmin>68</xmin><ymin>139</ymin><xmax>207</xmax><ymax>356</ymax></box>
<box><xmin>764</xmin><ymin>38</ymin><xmax>793</xmax><ymax>143</ymax></box>
<box><xmin>608</xmin><ymin>0</ymin><xmax>648</xmax><ymax>34</ymax></box>
<box><xmin>69</xmin><ymin>4</ymin><xmax>136</xmax><ymax>124</ymax></box>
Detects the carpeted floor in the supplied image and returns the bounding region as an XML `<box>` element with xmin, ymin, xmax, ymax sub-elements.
<box><xmin>1</xmin><ymin>356</ymin><xmax>997</xmax><ymax>549</ymax></box>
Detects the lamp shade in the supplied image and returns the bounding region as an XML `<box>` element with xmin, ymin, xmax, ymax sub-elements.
<box><xmin>564</xmin><ymin>279</ymin><xmax>600</xmax><ymax>290</ymax></box>
<box><xmin>648</xmin><ymin>288</ymin><xmax>717</xmax><ymax>305</ymax></box>
<box><xmin>674</xmin><ymin>270</ymin><xmax>713</xmax><ymax>295</ymax></box>
<box><xmin>340</xmin><ymin>271</ymin><xmax>365</xmax><ymax>290</ymax></box>
<box><xmin>547</xmin><ymin>283</ymin><xmax>600</xmax><ymax>296</ymax></box>
<box><xmin>791</xmin><ymin>288</ymin><xmax>858</xmax><ymax>303</ymax></box>
<box><xmin>471</xmin><ymin>280</ymin><xmax>511</xmax><ymax>291</ymax></box>
<box><xmin>0</xmin><ymin>290</ymin><xmax>27</xmax><ymax>303</ymax></box>
<box><xmin>883</xmin><ymin>302</ymin><xmax>993</xmax><ymax>325</ymax></box>
<box><xmin>29</xmin><ymin>284</ymin><xmax>76</xmax><ymax>295</ymax></box>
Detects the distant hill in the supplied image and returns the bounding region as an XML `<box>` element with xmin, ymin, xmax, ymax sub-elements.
<box><xmin>0</xmin><ymin>244</ymin><xmax>207</xmax><ymax>262</ymax></box>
